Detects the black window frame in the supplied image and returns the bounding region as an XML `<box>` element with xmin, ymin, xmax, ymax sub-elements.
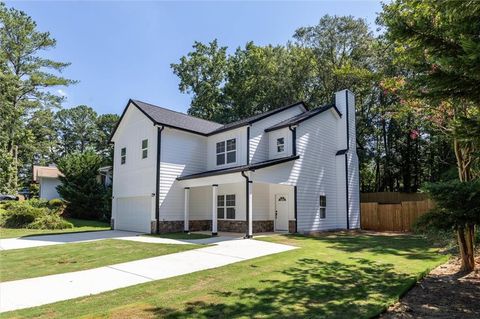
<box><xmin>276</xmin><ymin>137</ymin><xmax>285</xmax><ymax>153</ymax></box>
<box><xmin>217</xmin><ymin>194</ymin><xmax>236</xmax><ymax>220</ymax></box>
<box><xmin>319</xmin><ymin>195</ymin><xmax>327</xmax><ymax>219</ymax></box>
<box><xmin>141</xmin><ymin>139</ymin><xmax>148</xmax><ymax>159</ymax></box>
<box><xmin>216</xmin><ymin>138</ymin><xmax>236</xmax><ymax>166</ymax></box>
<box><xmin>121</xmin><ymin>147</ymin><xmax>126</xmax><ymax>165</ymax></box>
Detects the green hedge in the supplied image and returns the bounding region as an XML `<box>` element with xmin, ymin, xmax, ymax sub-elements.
<box><xmin>0</xmin><ymin>200</ymin><xmax>72</xmax><ymax>230</ymax></box>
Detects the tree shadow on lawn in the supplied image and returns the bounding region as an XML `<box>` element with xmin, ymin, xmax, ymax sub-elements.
<box><xmin>146</xmin><ymin>258</ymin><xmax>415</xmax><ymax>319</ymax></box>
<box><xmin>288</xmin><ymin>233</ymin><xmax>442</xmax><ymax>261</ymax></box>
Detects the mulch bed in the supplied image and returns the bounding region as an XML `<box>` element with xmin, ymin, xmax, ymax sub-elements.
<box><xmin>380</xmin><ymin>255</ymin><xmax>480</xmax><ymax>319</ymax></box>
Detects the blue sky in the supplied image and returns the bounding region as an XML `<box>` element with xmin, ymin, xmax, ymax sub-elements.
<box><xmin>6</xmin><ymin>1</ymin><xmax>383</xmax><ymax>115</ymax></box>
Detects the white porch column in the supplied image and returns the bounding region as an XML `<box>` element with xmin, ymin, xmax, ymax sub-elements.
<box><xmin>184</xmin><ymin>187</ymin><xmax>190</xmax><ymax>232</ymax></box>
<box><xmin>246</xmin><ymin>180</ymin><xmax>253</xmax><ymax>238</ymax></box>
<box><xmin>212</xmin><ymin>184</ymin><xmax>218</xmax><ymax>236</ymax></box>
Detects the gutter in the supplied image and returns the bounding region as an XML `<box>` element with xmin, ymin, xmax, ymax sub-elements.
<box><xmin>155</xmin><ymin>125</ymin><xmax>164</xmax><ymax>234</ymax></box>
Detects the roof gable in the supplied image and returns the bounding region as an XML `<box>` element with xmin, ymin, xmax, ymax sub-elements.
<box><xmin>110</xmin><ymin>99</ymin><xmax>309</xmax><ymax>142</ymax></box>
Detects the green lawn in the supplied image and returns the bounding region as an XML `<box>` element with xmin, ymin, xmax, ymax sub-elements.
<box><xmin>144</xmin><ymin>232</ymin><xmax>212</xmax><ymax>240</ymax></box>
<box><xmin>0</xmin><ymin>239</ymin><xmax>199</xmax><ymax>282</ymax></box>
<box><xmin>0</xmin><ymin>218</ymin><xmax>110</xmax><ymax>239</ymax></box>
<box><xmin>0</xmin><ymin>233</ymin><xmax>448</xmax><ymax>319</ymax></box>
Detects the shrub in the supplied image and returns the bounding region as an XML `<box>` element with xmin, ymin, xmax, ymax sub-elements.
<box><xmin>0</xmin><ymin>204</ymin><xmax>43</xmax><ymax>228</ymax></box>
<box><xmin>48</xmin><ymin>198</ymin><xmax>64</xmax><ymax>207</ymax></box>
<box><xmin>27</xmin><ymin>214</ymin><xmax>73</xmax><ymax>230</ymax></box>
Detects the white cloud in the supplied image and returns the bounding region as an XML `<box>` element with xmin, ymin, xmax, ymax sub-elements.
<box><xmin>57</xmin><ymin>89</ymin><xmax>68</xmax><ymax>97</ymax></box>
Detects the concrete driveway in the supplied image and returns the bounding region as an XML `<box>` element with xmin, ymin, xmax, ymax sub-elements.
<box><xmin>0</xmin><ymin>230</ymin><xmax>142</xmax><ymax>251</ymax></box>
<box><xmin>0</xmin><ymin>237</ymin><xmax>296</xmax><ymax>313</ymax></box>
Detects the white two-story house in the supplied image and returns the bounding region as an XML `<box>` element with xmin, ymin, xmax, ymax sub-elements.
<box><xmin>109</xmin><ymin>89</ymin><xmax>359</xmax><ymax>237</ymax></box>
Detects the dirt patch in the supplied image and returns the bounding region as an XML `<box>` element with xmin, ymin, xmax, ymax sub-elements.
<box><xmin>381</xmin><ymin>256</ymin><xmax>480</xmax><ymax>319</ymax></box>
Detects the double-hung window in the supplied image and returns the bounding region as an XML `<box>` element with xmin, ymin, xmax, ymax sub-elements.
<box><xmin>141</xmin><ymin>139</ymin><xmax>148</xmax><ymax>159</ymax></box>
<box><xmin>120</xmin><ymin>147</ymin><xmax>126</xmax><ymax>165</ymax></box>
<box><xmin>277</xmin><ymin>137</ymin><xmax>285</xmax><ymax>153</ymax></box>
<box><xmin>319</xmin><ymin>195</ymin><xmax>327</xmax><ymax>219</ymax></box>
<box><xmin>216</xmin><ymin>138</ymin><xmax>236</xmax><ymax>166</ymax></box>
<box><xmin>217</xmin><ymin>194</ymin><xmax>236</xmax><ymax>219</ymax></box>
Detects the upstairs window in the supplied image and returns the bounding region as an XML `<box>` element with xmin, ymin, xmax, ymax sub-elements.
<box><xmin>216</xmin><ymin>138</ymin><xmax>236</xmax><ymax>165</ymax></box>
<box><xmin>319</xmin><ymin>195</ymin><xmax>327</xmax><ymax>219</ymax></box>
<box><xmin>121</xmin><ymin>147</ymin><xmax>126</xmax><ymax>165</ymax></box>
<box><xmin>217</xmin><ymin>194</ymin><xmax>236</xmax><ymax>219</ymax></box>
<box><xmin>141</xmin><ymin>139</ymin><xmax>148</xmax><ymax>159</ymax></box>
<box><xmin>277</xmin><ymin>137</ymin><xmax>285</xmax><ymax>153</ymax></box>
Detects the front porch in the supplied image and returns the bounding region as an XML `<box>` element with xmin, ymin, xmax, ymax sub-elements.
<box><xmin>178</xmin><ymin>175</ymin><xmax>296</xmax><ymax>237</ymax></box>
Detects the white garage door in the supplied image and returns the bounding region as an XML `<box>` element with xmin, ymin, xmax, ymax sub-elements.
<box><xmin>115</xmin><ymin>196</ymin><xmax>152</xmax><ymax>233</ymax></box>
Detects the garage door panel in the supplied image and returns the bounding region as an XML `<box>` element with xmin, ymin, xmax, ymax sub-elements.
<box><xmin>116</xmin><ymin>196</ymin><xmax>151</xmax><ymax>233</ymax></box>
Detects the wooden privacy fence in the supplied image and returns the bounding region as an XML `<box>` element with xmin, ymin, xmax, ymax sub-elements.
<box><xmin>361</xmin><ymin>199</ymin><xmax>435</xmax><ymax>232</ymax></box>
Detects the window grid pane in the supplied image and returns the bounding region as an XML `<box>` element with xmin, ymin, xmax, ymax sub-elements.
<box><xmin>216</xmin><ymin>154</ymin><xmax>225</xmax><ymax>165</ymax></box>
<box><xmin>226</xmin><ymin>194</ymin><xmax>235</xmax><ymax>206</ymax></box>
<box><xmin>121</xmin><ymin>148</ymin><xmax>126</xmax><ymax>156</ymax></box>
<box><xmin>320</xmin><ymin>196</ymin><xmax>327</xmax><ymax>207</ymax></box>
<box><xmin>121</xmin><ymin>156</ymin><xmax>126</xmax><ymax>165</ymax></box>
<box><xmin>216</xmin><ymin>141</ymin><xmax>225</xmax><ymax>154</ymax></box>
<box><xmin>142</xmin><ymin>139</ymin><xmax>148</xmax><ymax>149</ymax></box>
<box><xmin>226</xmin><ymin>207</ymin><xmax>235</xmax><ymax>219</ymax></box>
<box><xmin>277</xmin><ymin>145</ymin><xmax>285</xmax><ymax>153</ymax></box>
<box><xmin>217</xmin><ymin>208</ymin><xmax>225</xmax><ymax>219</ymax></box>
<box><xmin>226</xmin><ymin>151</ymin><xmax>236</xmax><ymax>163</ymax></box>
<box><xmin>277</xmin><ymin>138</ymin><xmax>284</xmax><ymax>146</ymax></box>
<box><xmin>320</xmin><ymin>207</ymin><xmax>326</xmax><ymax>219</ymax></box>
<box><xmin>142</xmin><ymin>149</ymin><xmax>148</xmax><ymax>159</ymax></box>
<box><xmin>226</xmin><ymin>139</ymin><xmax>236</xmax><ymax>151</ymax></box>
<box><xmin>217</xmin><ymin>195</ymin><xmax>224</xmax><ymax>206</ymax></box>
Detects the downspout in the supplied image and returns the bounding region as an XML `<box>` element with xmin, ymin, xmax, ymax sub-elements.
<box><xmin>155</xmin><ymin>125</ymin><xmax>164</xmax><ymax>234</ymax></box>
<box><xmin>110</xmin><ymin>141</ymin><xmax>115</xmax><ymax>230</ymax></box>
<box><xmin>241</xmin><ymin>170</ymin><xmax>251</xmax><ymax>238</ymax></box>
<box><xmin>288</xmin><ymin>125</ymin><xmax>297</xmax><ymax>156</ymax></box>
<box><xmin>246</xmin><ymin>126</ymin><xmax>250</xmax><ymax>165</ymax></box>
<box><xmin>289</xmin><ymin>125</ymin><xmax>297</xmax><ymax>233</ymax></box>
<box><xmin>345</xmin><ymin>91</ymin><xmax>350</xmax><ymax>230</ymax></box>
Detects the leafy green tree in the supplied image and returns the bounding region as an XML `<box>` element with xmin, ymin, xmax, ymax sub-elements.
<box><xmin>95</xmin><ymin>113</ymin><xmax>120</xmax><ymax>163</ymax></box>
<box><xmin>171</xmin><ymin>40</ymin><xmax>228</xmax><ymax>122</ymax></box>
<box><xmin>55</xmin><ymin>105</ymin><xmax>98</xmax><ymax>155</ymax></box>
<box><xmin>417</xmin><ymin>180</ymin><xmax>480</xmax><ymax>272</ymax></box>
<box><xmin>0</xmin><ymin>2</ymin><xmax>74</xmax><ymax>191</ymax></box>
<box><xmin>56</xmin><ymin>151</ymin><xmax>109</xmax><ymax>220</ymax></box>
<box><xmin>379</xmin><ymin>0</ymin><xmax>480</xmax><ymax>271</ymax></box>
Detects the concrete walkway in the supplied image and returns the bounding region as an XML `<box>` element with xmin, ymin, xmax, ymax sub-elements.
<box><xmin>0</xmin><ymin>238</ymin><xmax>296</xmax><ymax>313</ymax></box>
<box><xmin>0</xmin><ymin>230</ymin><xmax>143</xmax><ymax>251</ymax></box>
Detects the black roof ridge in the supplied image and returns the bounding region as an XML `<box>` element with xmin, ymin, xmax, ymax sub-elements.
<box><xmin>131</xmin><ymin>99</ymin><xmax>222</xmax><ymax>126</ymax></box>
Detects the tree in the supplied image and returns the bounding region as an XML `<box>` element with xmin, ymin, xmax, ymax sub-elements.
<box><xmin>417</xmin><ymin>180</ymin><xmax>480</xmax><ymax>272</ymax></box>
<box><xmin>56</xmin><ymin>151</ymin><xmax>109</xmax><ymax>220</ymax></box>
<box><xmin>0</xmin><ymin>2</ymin><xmax>74</xmax><ymax>191</ymax></box>
<box><xmin>95</xmin><ymin>113</ymin><xmax>120</xmax><ymax>163</ymax></box>
<box><xmin>55</xmin><ymin>105</ymin><xmax>98</xmax><ymax>156</ymax></box>
<box><xmin>171</xmin><ymin>40</ymin><xmax>228</xmax><ymax>123</ymax></box>
<box><xmin>379</xmin><ymin>0</ymin><xmax>480</xmax><ymax>271</ymax></box>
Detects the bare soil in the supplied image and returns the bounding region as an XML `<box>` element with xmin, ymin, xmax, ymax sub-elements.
<box><xmin>381</xmin><ymin>255</ymin><xmax>480</xmax><ymax>319</ymax></box>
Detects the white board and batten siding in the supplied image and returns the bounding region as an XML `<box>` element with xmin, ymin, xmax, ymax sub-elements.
<box><xmin>111</xmin><ymin>103</ymin><xmax>157</xmax><ymax>233</ymax></box>
<box><xmin>160</xmin><ymin>128</ymin><xmax>208</xmax><ymax>221</ymax></box>
<box><xmin>249</xmin><ymin>105</ymin><xmax>304</xmax><ymax>164</ymax></box>
<box><xmin>39</xmin><ymin>177</ymin><xmax>61</xmax><ymax>200</ymax></box>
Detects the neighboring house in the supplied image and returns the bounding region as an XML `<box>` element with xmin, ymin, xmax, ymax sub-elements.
<box><xmin>110</xmin><ymin>89</ymin><xmax>360</xmax><ymax>236</ymax></box>
<box><xmin>33</xmin><ymin>165</ymin><xmax>63</xmax><ymax>200</ymax></box>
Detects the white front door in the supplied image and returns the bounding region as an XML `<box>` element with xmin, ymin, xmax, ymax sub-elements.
<box><xmin>275</xmin><ymin>194</ymin><xmax>289</xmax><ymax>231</ymax></box>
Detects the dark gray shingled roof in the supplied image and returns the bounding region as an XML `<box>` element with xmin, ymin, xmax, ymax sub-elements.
<box><xmin>110</xmin><ymin>99</ymin><xmax>309</xmax><ymax>142</ymax></box>
<box><xmin>177</xmin><ymin>155</ymin><xmax>300</xmax><ymax>180</ymax></box>
<box><xmin>131</xmin><ymin>100</ymin><xmax>223</xmax><ymax>135</ymax></box>
<box><xmin>264</xmin><ymin>104</ymin><xmax>342</xmax><ymax>132</ymax></box>
<box><xmin>207</xmin><ymin>101</ymin><xmax>308</xmax><ymax>135</ymax></box>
